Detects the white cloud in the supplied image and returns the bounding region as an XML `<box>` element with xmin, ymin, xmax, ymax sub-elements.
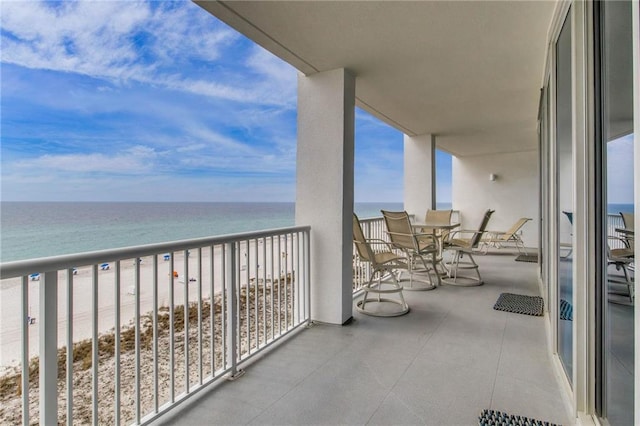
<box><xmin>1</xmin><ymin>1</ymin><xmax>154</xmax><ymax>79</ymax></box>
<box><xmin>0</xmin><ymin>1</ymin><xmax>297</xmax><ymax>106</ymax></box>
<box><xmin>13</xmin><ymin>145</ymin><xmax>161</xmax><ymax>175</ymax></box>
<box><xmin>244</xmin><ymin>45</ymin><xmax>297</xmax><ymax>104</ymax></box>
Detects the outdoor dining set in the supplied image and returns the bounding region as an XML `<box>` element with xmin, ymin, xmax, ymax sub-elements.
<box><xmin>354</xmin><ymin>209</ymin><xmax>635</xmax><ymax>316</ymax></box>
<box><xmin>353</xmin><ymin>208</ymin><xmax>500</xmax><ymax>317</ymax></box>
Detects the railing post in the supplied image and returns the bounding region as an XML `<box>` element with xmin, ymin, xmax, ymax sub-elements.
<box><xmin>21</xmin><ymin>276</ymin><xmax>29</xmax><ymax>426</ymax></box>
<box><xmin>305</xmin><ymin>230</ymin><xmax>312</xmax><ymax>325</ymax></box>
<box><xmin>40</xmin><ymin>271</ymin><xmax>57</xmax><ymax>426</ymax></box>
<box><xmin>225</xmin><ymin>242</ymin><xmax>242</xmax><ymax>379</ymax></box>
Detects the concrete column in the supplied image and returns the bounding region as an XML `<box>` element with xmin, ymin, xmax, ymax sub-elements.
<box><xmin>295</xmin><ymin>68</ymin><xmax>355</xmax><ymax>325</ymax></box>
<box><xmin>404</xmin><ymin>133</ymin><xmax>436</xmax><ymax>218</ymax></box>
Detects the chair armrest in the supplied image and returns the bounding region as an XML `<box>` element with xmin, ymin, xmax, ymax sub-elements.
<box><xmin>385</xmin><ymin>231</ymin><xmax>415</xmax><ymax>238</ymax></box>
<box><xmin>364</xmin><ymin>238</ymin><xmax>397</xmax><ymax>252</ymax></box>
<box><xmin>447</xmin><ymin>229</ymin><xmax>479</xmax><ymax>239</ymax></box>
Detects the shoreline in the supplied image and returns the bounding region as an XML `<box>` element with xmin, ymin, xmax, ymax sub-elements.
<box><xmin>0</xmin><ymin>237</ymin><xmax>292</xmax><ymax>368</ymax></box>
<box><xmin>0</xmin><ymin>279</ymin><xmax>295</xmax><ymax>425</ymax></box>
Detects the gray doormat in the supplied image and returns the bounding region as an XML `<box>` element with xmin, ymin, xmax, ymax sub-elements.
<box><xmin>493</xmin><ymin>293</ymin><xmax>544</xmax><ymax>316</ymax></box>
<box><xmin>515</xmin><ymin>254</ymin><xmax>538</xmax><ymax>263</ymax></box>
<box><xmin>479</xmin><ymin>409</ymin><xmax>560</xmax><ymax>425</ymax></box>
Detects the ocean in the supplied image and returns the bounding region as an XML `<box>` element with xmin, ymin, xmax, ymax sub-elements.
<box><xmin>0</xmin><ymin>202</ymin><xmax>403</xmax><ymax>262</ymax></box>
<box><xmin>1</xmin><ymin>201</ymin><xmax>632</xmax><ymax>263</ymax></box>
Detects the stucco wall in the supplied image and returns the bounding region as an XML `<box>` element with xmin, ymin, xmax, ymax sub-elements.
<box><xmin>452</xmin><ymin>150</ymin><xmax>539</xmax><ymax>249</ymax></box>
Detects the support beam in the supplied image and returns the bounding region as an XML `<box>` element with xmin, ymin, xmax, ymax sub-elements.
<box><xmin>295</xmin><ymin>68</ymin><xmax>355</xmax><ymax>325</ymax></box>
<box><xmin>404</xmin><ymin>133</ymin><xmax>436</xmax><ymax>218</ymax></box>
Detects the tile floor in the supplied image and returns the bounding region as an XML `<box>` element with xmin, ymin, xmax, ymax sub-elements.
<box><xmin>155</xmin><ymin>254</ymin><xmax>573</xmax><ymax>426</ymax></box>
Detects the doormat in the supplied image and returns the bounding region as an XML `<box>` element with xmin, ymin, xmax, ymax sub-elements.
<box><xmin>515</xmin><ymin>254</ymin><xmax>538</xmax><ymax>263</ymax></box>
<box><xmin>559</xmin><ymin>299</ymin><xmax>573</xmax><ymax>321</ymax></box>
<box><xmin>493</xmin><ymin>293</ymin><xmax>544</xmax><ymax>316</ymax></box>
<box><xmin>479</xmin><ymin>409</ymin><xmax>561</xmax><ymax>426</ymax></box>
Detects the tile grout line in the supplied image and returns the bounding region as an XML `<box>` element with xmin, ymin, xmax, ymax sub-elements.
<box><xmin>244</xmin><ymin>328</ymin><xmax>357</xmax><ymax>424</ymax></box>
<box><xmin>488</xmin><ymin>314</ymin><xmax>508</xmax><ymax>410</ymax></box>
<box><xmin>364</xmin><ymin>308</ymin><xmax>452</xmax><ymax>425</ymax></box>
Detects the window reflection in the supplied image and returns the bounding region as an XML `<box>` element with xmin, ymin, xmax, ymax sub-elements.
<box><xmin>601</xmin><ymin>1</ymin><xmax>634</xmax><ymax>424</ymax></box>
<box><xmin>556</xmin><ymin>9</ymin><xmax>573</xmax><ymax>382</ymax></box>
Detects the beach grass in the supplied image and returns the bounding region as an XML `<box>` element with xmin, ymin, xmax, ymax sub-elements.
<box><xmin>0</xmin><ymin>277</ymin><xmax>295</xmax><ymax>424</ymax></box>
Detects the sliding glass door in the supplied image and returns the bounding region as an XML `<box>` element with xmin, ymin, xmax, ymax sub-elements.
<box><xmin>555</xmin><ymin>9</ymin><xmax>573</xmax><ymax>382</ymax></box>
<box><xmin>597</xmin><ymin>1</ymin><xmax>634</xmax><ymax>423</ymax></box>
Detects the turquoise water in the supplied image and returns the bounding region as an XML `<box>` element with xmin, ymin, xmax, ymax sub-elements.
<box><xmin>1</xmin><ymin>201</ymin><xmax>630</xmax><ymax>262</ymax></box>
<box><xmin>0</xmin><ymin>202</ymin><xmax>403</xmax><ymax>262</ymax></box>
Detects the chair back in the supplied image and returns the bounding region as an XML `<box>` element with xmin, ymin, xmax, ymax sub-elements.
<box><xmin>500</xmin><ymin>217</ymin><xmax>532</xmax><ymax>241</ymax></box>
<box><xmin>424</xmin><ymin>209</ymin><xmax>452</xmax><ymax>225</ymax></box>
<box><xmin>381</xmin><ymin>210</ymin><xmax>415</xmax><ymax>250</ymax></box>
<box><xmin>353</xmin><ymin>214</ymin><xmax>374</xmax><ymax>263</ymax></box>
<box><xmin>620</xmin><ymin>212</ymin><xmax>634</xmax><ymax>231</ymax></box>
<box><xmin>619</xmin><ymin>212</ymin><xmax>635</xmax><ymax>251</ymax></box>
<box><xmin>470</xmin><ymin>209</ymin><xmax>495</xmax><ymax>248</ymax></box>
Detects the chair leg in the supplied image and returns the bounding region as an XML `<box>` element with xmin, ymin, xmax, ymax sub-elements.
<box><xmin>468</xmin><ymin>252</ymin><xmax>483</xmax><ymax>283</ymax></box>
<box><xmin>441</xmin><ymin>249</ymin><xmax>483</xmax><ymax>286</ymax></box>
<box><xmin>515</xmin><ymin>237</ymin><xmax>528</xmax><ymax>255</ymax></box>
<box><xmin>431</xmin><ymin>257</ymin><xmax>442</xmax><ymax>286</ymax></box>
<box><xmin>402</xmin><ymin>252</ymin><xmax>436</xmax><ymax>291</ymax></box>
<box><xmin>355</xmin><ymin>268</ymin><xmax>409</xmax><ymax>317</ymax></box>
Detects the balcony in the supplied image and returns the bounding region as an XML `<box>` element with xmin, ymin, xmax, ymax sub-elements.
<box><xmin>1</xmin><ymin>226</ymin><xmax>311</xmax><ymax>425</ymax></box>
<box><xmin>1</xmin><ymin>218</ymin><xmax>575</xmax><ymax>425</ymax></box>
<box><xmin>156</xmin><ymin>253</ymin><xmax>570</xmax><ymax>425</ymax></box>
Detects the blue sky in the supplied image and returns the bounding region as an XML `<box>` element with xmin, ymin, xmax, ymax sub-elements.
<box><xmin>607</xmin><ymin>133</ymin><xmax>635</xmax><ymax>204</ymax></box>
<box><xmin>0</xmin><ymin>1</ymin><xmax>449</xmax><ymax>203</ymax></box>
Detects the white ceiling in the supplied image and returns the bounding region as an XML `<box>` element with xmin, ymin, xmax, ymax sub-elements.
<box><xmin>196</xmin><ymin>1</ymin><xmax>557</xmax><ymax>157</ymax></box>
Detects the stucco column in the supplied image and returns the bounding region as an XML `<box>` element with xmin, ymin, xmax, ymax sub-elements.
<box><xmin>295</xmin><ymin>68</ymin><xmax>355</xmax><ymax>325</ymax></box>
<box><xmin>404</xmin><ymin>133</ymin><xmax>436</xmax><ymax>218</ymax></box>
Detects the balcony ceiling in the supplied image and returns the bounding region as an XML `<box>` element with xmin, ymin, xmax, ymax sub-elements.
<box><xmin>196</xmin><ymin>1</ymin><xmax>556</xmax><ymax>157</ymax></box>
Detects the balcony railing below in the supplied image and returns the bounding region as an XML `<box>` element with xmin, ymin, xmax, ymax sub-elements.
<box><xmin>0</xmin><ymin>226</ymin><xmax>310</xmax><ymax>426</ymax></box>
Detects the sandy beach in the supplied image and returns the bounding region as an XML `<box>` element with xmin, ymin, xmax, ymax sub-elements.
<box><xmin>0</xmin><ymin>237</ymin><xmax>298</xmax><ymax>368</ymax></box>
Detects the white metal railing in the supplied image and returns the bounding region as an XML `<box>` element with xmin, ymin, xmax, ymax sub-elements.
<box><xmin>607</xmin><ymin>213</ymin><xmax>628</xmax><ymax>249</ymax></box>
<box><xmin>0</xmin><ymin>226</ymin><xmax>310</xmax><ymax>426</ymax></box>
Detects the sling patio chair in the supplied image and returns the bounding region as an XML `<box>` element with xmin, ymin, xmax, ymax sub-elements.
<box><xmin>480</xmin><ymin>217</ymin><xmax>532</xmax><ymax>255</ymax></box>
<box><xmin>420</xmin><ymin>209</ymin><xmax>453</xmax><ymax>236</ymax></box>
<box><xmin>608</xmin><ymin>235</ymin><xmax>634</xmax><ymax>305</ymax></box>
<box><xmin>416</xmin><ymin>209</ymin><xmax>454</xmax><ymax>276</ymax></box>
<box><xmin>442</xmin><ymin>209</ymin><xmax>494</xmax><ymax>286</ymax></box>
<box><xmin>381</xmin><ymin>210</ymin><xmax>441</xmax><ymax>290</ymax></box>
<box><xmin>619</xmin><ymin>211</ymin><xmax>635</xmax><ymax>256</ymax></box>
<box><xmin>353</xmin><ymin>213</ymin><xmax>409</xmax><ymax>316</ymax></box>
<box><xmin>621</xmin><ymin>212</ymin><xmax>634</xmax><ymax>231</ymax></box>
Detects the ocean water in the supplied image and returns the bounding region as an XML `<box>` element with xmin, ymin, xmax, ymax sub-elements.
<box><xmin>2</xmin><ymin>201</ymin><xmax>630</xmax><ymax>262</ymax></box>
<box><xmin>608</xmin><ymin>203</ymin><xmax>634</xmax><ymax>214</ymax></box>
<box><xmin>0</xmin><ymin>202</ymin><xmax>403</xmax><ymax>262</ymax></box>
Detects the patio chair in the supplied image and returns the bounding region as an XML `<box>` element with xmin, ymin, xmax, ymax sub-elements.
<box><xmin>353</xmin><ymin>214</ymin><xmax>409</xmax><ymax>316</ymax></box>
<box><xmin>442</xmin><ymin>209</ymin><xmax>494</xmax><ymax>286</ymax></box>
<box><xmin>619</xmin><ymin>212</ymin><xmax>635</xmax><ymax>254</ymax></box>
<box><xmin>420</xmin><ymin>209</ymin><xmax>453</xmax><ymax>236</ymax></box>
<box><xmin>417</xmin><ymin>209</ymin><xmax>453</xmax><ymax>275</ymax></box>
<box><xmin>620</xmin><ymin>212</ymin><xmax>634</xmax><ymax>231</ymax></box>
<box><xmin>480</xmin><ymin>217</ymin><xmax>532</xmax><ymax>255</ymax></box>
<box><xmin>608</xmin><ymin>236</ymin><xmax>634</xmax><ymax>305</ymax></box>
<box><xmin>381</xmin><ymin>210</ymin><xmax>440</xmax><ymax>290</ymax></box>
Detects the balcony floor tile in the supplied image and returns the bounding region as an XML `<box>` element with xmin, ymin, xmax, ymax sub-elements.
<box><xmin>154</xmin><ymin>254</ymin><xmax>573</xmax><ymax>426</ymax></box>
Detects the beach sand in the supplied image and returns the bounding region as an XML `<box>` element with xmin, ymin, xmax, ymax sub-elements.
<box><xmin>0</xmin><ymin>237</ymin><xmax>298</xmax><ymax>368</ymax></box>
